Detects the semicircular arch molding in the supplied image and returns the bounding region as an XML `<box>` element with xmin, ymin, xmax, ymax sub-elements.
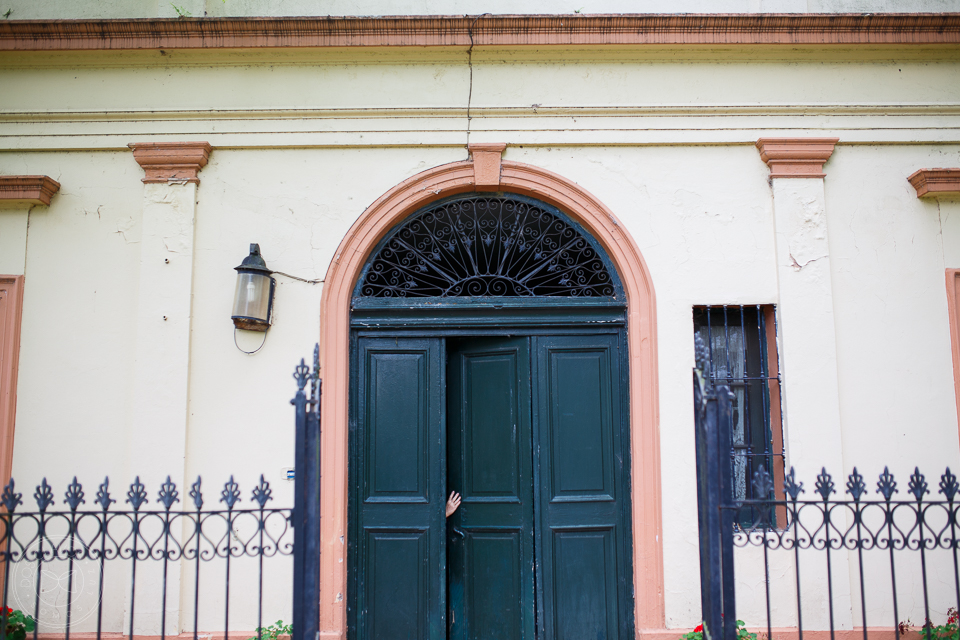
<box><xmin>317</xmin><ymin>153</ymin><xmax>663</xmax><ymax>639</ymax></box>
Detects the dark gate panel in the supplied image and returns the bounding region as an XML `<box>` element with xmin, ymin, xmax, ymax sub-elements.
<box><xmin>447</xmin><ymin>337</ymin><xmax>535</xmax><ymax>640</ymax></box>
<box><xmin>534</xmin><ymin>334</ymin><xmax>633</xmax><ymax>640</ymax></box>
<box><xmin>350</xmin><ymin>337</ymin><xmax>446</xmax><ymax>640</ymax></box>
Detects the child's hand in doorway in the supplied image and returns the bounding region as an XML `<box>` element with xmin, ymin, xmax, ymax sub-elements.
<box><xmin>445</xmin><ymin>491</ymin><xmax>461</xmax><ymax>517</ymax></box>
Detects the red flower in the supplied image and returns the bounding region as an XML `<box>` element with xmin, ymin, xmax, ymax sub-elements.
<box><xmin>694</xmin><ymin>625</ymin><xmax>703</xmax><ymax>633</ymax></box>
<box><xmin>1</xmin><ymin>607</ymin><xmax>11</xmax><ymax>616</ymax></box>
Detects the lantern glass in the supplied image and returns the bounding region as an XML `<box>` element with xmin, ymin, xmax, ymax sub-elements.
<box><xmin>232</xmin><ymin>271</ymin><xmax>272</xmax><ymax>329</ymax></box>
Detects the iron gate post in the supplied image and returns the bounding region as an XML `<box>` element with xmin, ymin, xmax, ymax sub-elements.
<box><xmin>694</xmin><ymin>335</ymin><xmax>737</xmax><ymax>640</ymax></box>
<box><xmin>292</xmin><ymin>346</ymin><xmax>321</xmax><ymax>640</ymax></box>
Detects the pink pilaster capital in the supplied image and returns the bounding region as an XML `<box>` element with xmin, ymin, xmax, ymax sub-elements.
<box><xmin>907</xmin><ymin>168</ymin><xmax>960</xmax><ymax>198</ymax></box>
<box><xmin>0</xmin><ymin>175</ymin><xmax>61</xmax><ymax>205</ymax></box>
<box><xmin>129</xmin><ymin>142</ymin><xmax>212</xmax><ymax>184</ymax></box>
<box><xmin>756</xmin><ymin>138</ymin><xmax>839</xmax><ymax>179</ymax></box>
<box><xmin>469</xmin><ymin>143</ymin><xmax>507</xmax><ymax>191</ymax></box>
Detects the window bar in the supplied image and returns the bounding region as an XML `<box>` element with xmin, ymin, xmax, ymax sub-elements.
<box><xmin>706</xmin><ymin>308</ymin><xmax>714</xmax><ymax>381</ymax></box>
<box><xmin>739</xmin><ymin>306</ymin><xmax>751</xmax><ymax>503</ymax></box>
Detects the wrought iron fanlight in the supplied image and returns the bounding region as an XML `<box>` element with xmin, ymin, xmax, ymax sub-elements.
<box><xmin>358</xmin><ymin>195</ymin><xmax>616</xmax><ymax>298</ymax></box>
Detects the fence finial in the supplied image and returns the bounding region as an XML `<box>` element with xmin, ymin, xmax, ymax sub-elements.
<box><xmin>877</xmin><ymin>466</ymin><xmax>898</xmax><ymax>500</ymax></box>
<box><xmin>190</xmin><ymin>476</ymin><xmax>204</xmax><ymax>510</ymax></box>
<box><xmin>252</xmin><ymin>475</ymin><xmax>273</xmax><ymax>508</ymax></box>
<box><xmin>158</xmin><ymin>476</ymin><xmax>180</xmax><ymax>510</ymax></box>
<box><xmin>221</xmin><ymin>475</ymin><xmax>241</xmax><ymax>509</ymax></box>
<box><xmin>96</xmin><ymin>477</ymin><xmax>116</xmax><ymax>511</ymax></box>
<box><xmin>815</xmin><ymin>468</ymin><xmax>835</xmax><ymax>501</ymax></box>
<box><xmin>845</xmin><ymin>468</ymin><xmax>866</xmax><ymax>502</ymax></box>
<box><xmin>783</xmin><ymin>467</ymin><xmax>804</xmax><ymax>501</ymax></box>
<box><xmin>34</xmin><ymin>479</ymin><xmax>55</xmax><ymax>512</ymax></box>
<box><xmin>940</xmin><ymin>468</ymin><xmax>959</xmax><ymax>501</ymax></box>
<box><xmin>908</xmin><ymin>467</ymin><xmax>929</xmax><ymax>501</ymax></box>
<box><xmin>64</xmin><ymin>477</ymin><xmax>86</xmax><ymax>511</ymax></box>
<box><xmin>1</xmin><ymin>479</ymin><xmax>22</xmax><ymax>512</ymax></box>
<box><xmin>126</xmin><ymin>477</ymin><xmax>148</xmax><ymax>511</ymax></box>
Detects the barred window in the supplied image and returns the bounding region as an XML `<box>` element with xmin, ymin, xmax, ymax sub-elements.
<box><xmin>693</xmin><ymin>305</ymin><xmax>785</xmax><ymax>520</ymax></box>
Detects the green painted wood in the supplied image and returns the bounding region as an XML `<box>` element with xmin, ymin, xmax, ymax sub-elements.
<box><xmin>447</xmin><ymin>337</ymin><xmax>535</xmax><ymax>640</ymax></box>
<box><xmin>350</xmin><ymin>300</ymin><xmax>626</xmax><ymax>332</ymax></box>
<box><xmin>350</xmin><ymin>337</ymin><xmax>446</xmax><ymax>640</ymax></box>
<box><xmin>534</xmin><ymin>334</ymin><xmax>632</xmax><ymax>640</ymax></box>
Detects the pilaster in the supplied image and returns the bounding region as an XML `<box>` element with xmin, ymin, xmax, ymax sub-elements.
<box><xmin>128</xmin><ymin>142</ymin><xmax>210</xmax><ymax>634</ymax></box>
<box><xmin>758</xmin><ymin>137</ymin><xmax>852</xmax><ymax>630</ymax></box>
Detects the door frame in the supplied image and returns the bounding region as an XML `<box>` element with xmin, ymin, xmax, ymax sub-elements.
<box><xmin>318</xmin><ymin>151</ymin><xmax>662</xmax><ymax>639</ymax></box>
<box><xmin>347</xmin><ymin>304</ymin><xmax>634</xmax><ymax>640</ymax></box>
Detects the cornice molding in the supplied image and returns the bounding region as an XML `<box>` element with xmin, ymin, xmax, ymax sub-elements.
<box><xmin>129</xmin><ymin>141</ymin><xmax>212</xmax><ymax>184</ymax></box>
<box><xmin>0</xmin><ymin>175</ymin><xmax>61</xmax><ymax>205</ymax></box>
<box><xmin>1</xmin><ymin>14</ymin><xmax>959</xmax><ymax>51</ymax></box>
<box><xmin>756</xmin><ymin>137</ymin><xmax>839</xmax><ymax>179</ymax></box>
<box><xmin>907</xmin><ymin>168</ymin><xmax>960</xmax><ymax>198</ymax></box>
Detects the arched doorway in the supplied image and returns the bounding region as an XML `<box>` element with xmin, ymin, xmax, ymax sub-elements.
<box><xmin>348</xmin><ymin>193</ymin><xmax>632</xmax><ymax>640</ymax></box>
<box><xmin>317</xmin><ymin>151</ymin><xmax>662</xmax><ymax>640</ymax></box>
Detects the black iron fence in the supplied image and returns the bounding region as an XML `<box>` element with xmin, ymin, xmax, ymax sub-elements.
<box><xmin>0</xmin><ymin>346</ymin><xmax>322</xmax><ymax>640</ymax></box>
<box><xmin>696</xmin><ymin>338</ymin><xmax>960</xmax><ymax>640</ymax></box>
<box><xmin>0</xmin><ymin>475</ymin><xmax>293</xmax><ymax>640</ymax></box>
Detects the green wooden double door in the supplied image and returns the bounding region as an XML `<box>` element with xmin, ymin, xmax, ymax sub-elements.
<box><xmin>349</xmin><ymin>333</ymin><xmax>634</xmax><ymax>640</ymax></box>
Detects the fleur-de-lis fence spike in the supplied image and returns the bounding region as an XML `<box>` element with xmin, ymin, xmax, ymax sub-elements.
<box><xmin>877</xmin><ymin>466</ymin><xmax>898</xmax><ymax>500</ymax></box>
<box><xmin>783</xmin><ymin>467</ymin><xmax>804</xmax><ymax>501</ymax></box>
<box><xmin>752</xmin><ymin>466</ymin><xmax>774</xmax><ymax>501</ymax></box>
<box><xmin>95</xmin><ymin>478</ymin><xmax>115</xmax><ymax>511</ymax></box>
<box><xmin>1</xmin><ymin>479</ymin><xmax>22</xmax><ymax>513</ymax></box>
<box><xmin>126</xmin><ymin>477</ymin><xmax>148</xmax><ymax>511</ymax></box>
<box><xmin>220</xmin><ymin>476</ymin><xmax>241</xmax><ymax>509</ymax></box>
<box><xmin>846</xmin><ymin>468</ymin><xmax>866</xmax><ymax>502</ymax></box>
<box><xmin>34</xmin><ymin>479</ymin><xmax>55</xmax><ymax>512</ymax></box>
<box><xmin>908</xmin><ymin>467</ymin><xmax>929</xmax><ymax>501</ymax></box>
<box><xmin>158</xmin><ymin>476</ymin><xmax>180</xmax><ymax>511</ymax></box>
<box><xmin>940</xmin><ymin>468</ymin><xmax>959</xmax><ymax>502</ymax></box>
<box><xmin>815</xmin><ymin>468</ymin><xmax>835</xmax><ymax>501</ymax></box>
<box><xmin>251</xmin><ymin>475</ymin><xmax>273</xmax><ymax>508</ymax></box>
<box><xmin>293</xmin><ymin>358</ymin><xmax>310</xmax><ymax>392</ymax></box>
<box><xmin>64</xmin><ymin>477</ymin><xmax>85</xmax><ymax>511</ymax></box>
<box><xmin>189</xmin><ymin>477</ymin><xmax>203</xmax><ymax>510</ymax></box>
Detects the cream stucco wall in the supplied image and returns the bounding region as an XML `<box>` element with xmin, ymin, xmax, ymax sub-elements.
<box><xmin>2</xmin><ymin>39</ymin><xmax>960</xmax><ymax>634</ymax></box>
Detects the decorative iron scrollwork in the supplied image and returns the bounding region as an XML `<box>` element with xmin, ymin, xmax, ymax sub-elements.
<box><xmin>359</xmin><ymin>195</ymin><xmax>616</xmax><ymax>298</ymax></box>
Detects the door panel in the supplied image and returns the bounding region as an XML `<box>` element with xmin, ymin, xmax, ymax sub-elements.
<box><xmin>535</xmin><ymin>334</ymin><xmax>630</xmax><ymax>640</ymax></box>
<box><xmin>447</xmin><ymin>337</ymin><xmax>535</xmax><ymax>640</ymax></box>
<box><xmin>351</xmin><ymin>337</ymin><xmax>445</xmax><ymax>640</ymax></box>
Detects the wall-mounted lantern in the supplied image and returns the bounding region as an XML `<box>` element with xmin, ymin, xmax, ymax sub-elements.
<box><xmin>232</xmin><ymin>243</ymin><xmax>275</xmax><ymax>332</ymax></box>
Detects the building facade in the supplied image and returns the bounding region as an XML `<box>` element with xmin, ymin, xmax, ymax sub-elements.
<box><xmin>1</xmin><ymin>3</ymin><xmax>960</xmax><ymax>639</ymax></box>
